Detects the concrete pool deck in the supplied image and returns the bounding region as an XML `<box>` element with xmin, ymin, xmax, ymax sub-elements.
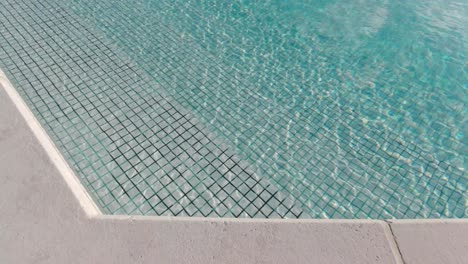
<box><xmin>0</xmin><ymin>72</ymin><xmax>467</xmax><ymax>263</ymax></box>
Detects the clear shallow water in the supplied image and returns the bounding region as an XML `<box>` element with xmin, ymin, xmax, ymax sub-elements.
<box><xmin>1</xmin><ymin>0</ymin><xmax>466</xmax><ymax>218</ymax></box>
<box><xmin>62</xmin><ymin>0</ymin><xmax>467</xmax><ymax>218</ymax></box>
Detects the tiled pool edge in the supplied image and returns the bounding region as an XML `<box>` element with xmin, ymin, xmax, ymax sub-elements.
<box><xmin>3</xmin><ymin>0</ymin><xmax>464</xmax><ymax>219</ymax></box>
<box><xmin>1</xmin><ymin>70</ymin><xmax>466</xmax><ymax>263</ymax></box>
<box><xmin>0</xmin><ymin>69</ymin><xmax>101</xmax><ymax>217</ymax></box>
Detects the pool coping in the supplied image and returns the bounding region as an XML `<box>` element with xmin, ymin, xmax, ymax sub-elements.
<box><xmin>1</xmin><ymin>69</ymin><xmax>467</xmax><ymax>263</ymax></box>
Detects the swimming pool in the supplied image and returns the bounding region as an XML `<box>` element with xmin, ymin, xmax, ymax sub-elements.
<box><xmin>0</xmin><ymin>0</ymin><xmax>466</xmax><ymax>218</ymax></box>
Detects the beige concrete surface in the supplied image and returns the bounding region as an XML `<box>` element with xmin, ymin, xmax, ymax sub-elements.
<box><xmin>389</xmin><ymin>220</ymin><xmax>468</xmax><ymax>264</ymax></box>
<box><xmin>0</xmin><ymin>80</ymin><xmax>405</xmax><ymax>263</ymax></box>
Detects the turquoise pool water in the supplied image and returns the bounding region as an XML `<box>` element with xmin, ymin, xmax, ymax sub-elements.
<box><xmin>0</xmin><ymin>0</ymin><xmax>466</xmax><ymax>218</ymax></box>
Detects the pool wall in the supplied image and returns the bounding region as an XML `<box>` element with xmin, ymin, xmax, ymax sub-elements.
<box><xmin>1</xmin><ymin>70</ymin><xmax>467</xmax><ymax>263</ymax></box>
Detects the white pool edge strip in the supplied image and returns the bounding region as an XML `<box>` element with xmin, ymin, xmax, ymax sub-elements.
<box><xmin>0</xmin><ymin>69</ymin><xmax>102</xmax><ymax>217</ymax></box>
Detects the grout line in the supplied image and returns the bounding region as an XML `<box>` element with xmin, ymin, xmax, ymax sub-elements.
<box><xmin>384</xmin><ymin>220</ymin><xmax>406</xmax><ymax>264</ymax></box>
<box><xmin>0</xmin><ymin>69</ymin><xmax>102</xmax><ymax>217</ymax></box>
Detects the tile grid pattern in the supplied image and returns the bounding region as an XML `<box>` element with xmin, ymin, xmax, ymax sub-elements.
<box><xmin>65</xmin><ymin>0</ymin><xmax>466</xmax><ymax>218</ymax></box>
<box><xmin>0</xmin><ymin>0</ymin><xmax>303</xmax><ymax>218</ymax></box>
